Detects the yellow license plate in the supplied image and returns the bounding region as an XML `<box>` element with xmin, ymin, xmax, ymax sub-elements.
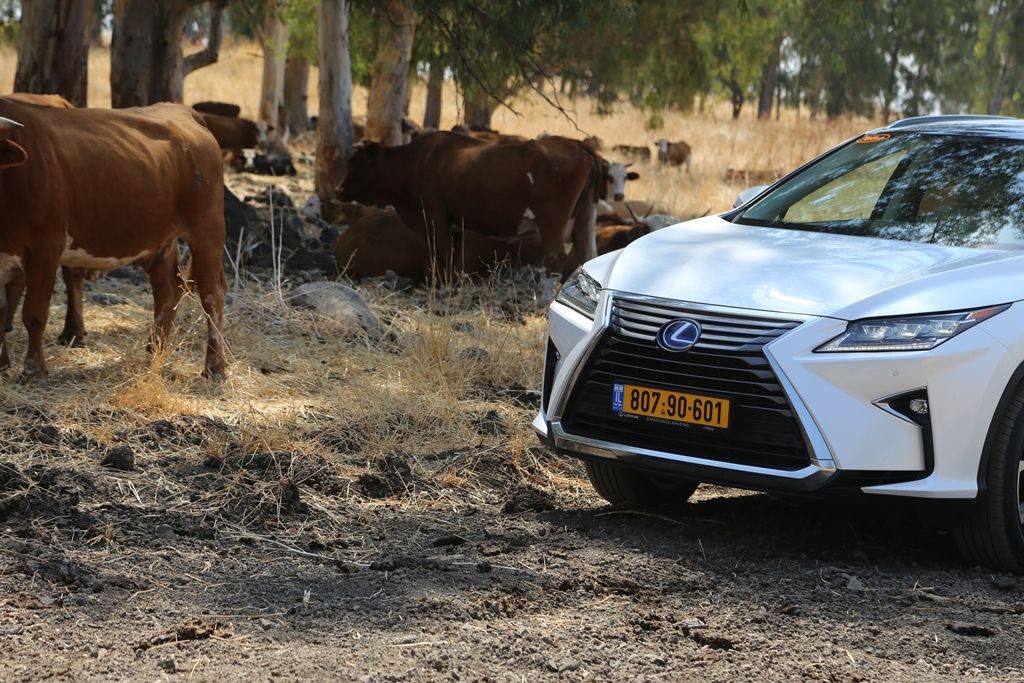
<box><xmin>612</xmin><ymin>383</ymin><xmax>730</xmax><ymax>429</ymax></box>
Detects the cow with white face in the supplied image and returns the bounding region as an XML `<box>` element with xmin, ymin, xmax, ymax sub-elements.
<box><xmin>606</xmin><ymin>161</ymin><xmax>640</xmax><ymax>202</ymax></box>
<box><xmin>655</xmin><ymin>138</ymin><xmax>693</xmax><ymax>172</ymax></box>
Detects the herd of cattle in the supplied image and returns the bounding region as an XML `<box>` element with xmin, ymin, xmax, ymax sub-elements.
<box><xmin>0</xmin><ymin>93</ymin><xmax>693</xmax><ymax>381</ymax></box>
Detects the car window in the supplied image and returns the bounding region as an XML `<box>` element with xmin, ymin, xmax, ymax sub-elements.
<box><xmin>785</xmin><ymin>150</ymin><xmax>906</xmax><ymax>223</ymax></box>
<box><xmin>735</xmin><ymin>131</ymin><xmax>1024</xmax><ymax>250</ymax></box>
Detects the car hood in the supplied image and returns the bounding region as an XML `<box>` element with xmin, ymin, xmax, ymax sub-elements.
<box><xmin>595</xmin><ymin>216</ymin><xmax>1024</xmax><ymax>319</ymax></box>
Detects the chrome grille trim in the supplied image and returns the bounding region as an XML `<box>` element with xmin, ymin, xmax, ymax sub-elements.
<box><xmin>553</xmin><ymin>290</ymin><xmax>835</xmax><ymax>473</ymax></box>
<box><xmin>612</xmin><ymin>298</ymin><xmax>808</xmax><ymax>350</ymax></box>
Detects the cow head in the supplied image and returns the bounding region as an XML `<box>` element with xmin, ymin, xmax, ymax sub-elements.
<box><xmin>606</xmin><ymin>162</ymin><xmax>639</xmax><ymax>202</ymax></box>
<box><xmin>337</xmin><ymin>141</ymin><xmax>382</xmax><ymax>204</ymax></box>
<box><xmin>655</xmin><ymin>139</ymin><xmax>669</xmax><ymax>154</ymax></box>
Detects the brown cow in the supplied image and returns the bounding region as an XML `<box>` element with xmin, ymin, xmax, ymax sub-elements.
<box><xmin>2</xmin><ymin>95</ymin><xmax>72</xmax><ymax>336</ymax></box>
<box><xmin>655</xmin><ymin>138</ymin><xmax>692</xmax><ymax>171</ymax></box>
<box><xmin>0</xmin><ymin>101</ymin><xmax>227</xmax><ymax>380</ymax></box>
<box><xmin>192</xmin><ymin>101</ymin><xmax>242</xmax><ymax>118</ymax></box>
<box><xmin>582</xmin><ymin>135</ymin><xmax>603</xmax><ymax>152</ymax></box>
<box><xmin>338</xmin><ymin>131</ymin><xmax>600</xmax><ymax>275</ymax></box>
<box><xmin>612</xmin><ymin>144</ymin><xmax>652</xmax><ymax>161</ymax></box>
<box><xmin>334</xmin><ymin>207</ymin><xmax>543</xmax><ymax>281</ymax></box>
<box><xmin>197</xmin><ymin>112</ymin><xmax>261</xmax><ymax>154</ymax></box>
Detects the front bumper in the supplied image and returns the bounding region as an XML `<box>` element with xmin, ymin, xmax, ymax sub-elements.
<box><xmin>536</xmin><ymin>291</ymin><xmax>1023</xmax><ymax>499</ymax></box>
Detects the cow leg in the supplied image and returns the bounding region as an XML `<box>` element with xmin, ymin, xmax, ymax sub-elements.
<box><xmin>145</xmin><ymin>246</ymin><xmax>185</xmax><ymax>354</ymax></box>
<box><xmin>5</xmin><ymin>270</ymin><xmax>24</xmax><ymax>333</ymax></box>
<box><xmin>188</xmin><ymin>240</ymin><xmax>228</xmax><ymax>379</ymax></box>
<box><xmin>569</xmin><ymin>195</ymin><xmax>598</xmax><ymax>266</ymax></box>
<box><xmin>57</xmin><ymin>267</ymin><xmax>87</xmax><ymax>347</ymax></box>
<box><xmin>20</xmin><ymin>254</ymin><xmax>60</xmax><ymax>381</ymax></box>
<box><xmin>0</xmin><ymin>283</ymin><xmax>8</xmax><ymax>370</ymax></box>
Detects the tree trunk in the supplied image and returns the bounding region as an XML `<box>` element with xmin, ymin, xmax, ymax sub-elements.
<box><xmin>365</xmin><ymin>0</ymin><xmax>416</xmax><ymax>146</ymax></box>
<box><xmin>259</xmin><ymin>4</ymin><xmax>288</xmax><ymax>135</ymax></box>
<box><xmin>111</xmin><ymin>0</ymin><xmax>189</xmax><ymax>107</ymax></box>
<box><xmin>88</xmin><ymin>0</ymin><xmax>105</xmax><ymax>46</ymax></box>
<box><xmin>463</xmin><ymin>90</ymin><xmax>494</xmax><ymax>128</ymax></box>
<box><xmin>283</xmin><ymin>53</ymin><xmax>311</xmax><ymax>134</ymax></box>
<box><xmin>15</xmin><ymin>0</ymin><xmax>90</xmax><ymax>107</ymax></box>
<box><xmin>423</xmin><ymin>58</ymin><xmax>443</xmax><ymax>128</ymax></box>
<box><xmin>757</xmin><ymin>35</ymin><xmax>784</xmax><ymax>120</ymax></box>
<box><xmin>316</xmin><ymin>0</ymin><xmax>355</xmax><ymax>202</ymax></box>
<box><xmin>111</xmin><ymin>0</ymin><xmax>222</xmax><ymax>108</ymax></box>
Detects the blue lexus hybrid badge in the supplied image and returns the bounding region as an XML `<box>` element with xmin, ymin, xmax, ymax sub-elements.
<box><xmin>656</xmin><ymin>319</ymin><xmax>701</xmax><ymax>352</ymax></box>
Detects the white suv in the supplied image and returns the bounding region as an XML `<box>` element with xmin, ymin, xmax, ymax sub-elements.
<box><xmin>536</xmin><ymin>116</ymin><xmax>1024</xmax><ymax>572</ymax></box>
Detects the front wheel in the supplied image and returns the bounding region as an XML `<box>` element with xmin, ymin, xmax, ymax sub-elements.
<box><xmin>585</xmin><ymin>459</ymin><xmax>699</xmax><ymax>508</ymax></box>
<box><xmin>952</xmin><ymin>386</ymin><xmax>1024</xmax><ymax>573</ymax></box>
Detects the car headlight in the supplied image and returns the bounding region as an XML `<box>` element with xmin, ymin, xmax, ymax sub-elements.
<box><xmin>556</xmin><ymin>268</ymin><xmax>601</xmax><ymax>318</ymax></box>
<box><xmin>816</xmin><ymin>305</ymin><xmax>1009</xmax><ymax>352</ymax></box>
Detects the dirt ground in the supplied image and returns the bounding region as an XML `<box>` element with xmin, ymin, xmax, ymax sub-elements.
<box><xmin>2</xmin><ymin>170</ymin><xmax>1023</xmax><ymax>682</ymax></box>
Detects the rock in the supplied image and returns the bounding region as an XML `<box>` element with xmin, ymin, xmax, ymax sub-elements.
<box><xmin>155</xmin><ymin>524</ymin><xmax>175</xmax><ymax>538</ymax></box>
<box><xmin>89</xmin><ymin>293</ymin><xmax>129</xmax><ymax>306</ymax></box>
<box><xmin>459</xmin><ymin>347</ymin><xmax>490</xmax><ymax>362</ymax></box>
<box><xmin>380</xmin><ymin>270</ymin><xmax>416</xmax><ymax>292</ymax></box>
<box><xmin>846</xmin><ymin>575</ymin><xmax>865</xmax><ymax>592</ymax></box>
<box><xmin>223</xmin><ymin>187</ymin><xmax>260</xmax><ymax>249</ymax></box>
<box><xmin>287</xmin><ymin>282</ymin><xmax>382</xmax><ymax>340</ymax></box>
<box><xmin>102</xmin><ymin>266</ymin><xmax>146</xmax><ymax>285</ymax></box>
<box><xmin>947</xmin><ymin>622</ymin><xmax>996</xmax><ymax>637</ymax></box>
<box><xmin>100</xmin><ymin>446</ymin><xmax>135</xmax><ymax>471</ymax></box>
<box><xmin>501</xmin><ymin>486</ymin><xmax>555</xmax><ymax>514</ymax></box>
<box><xmin>991</xmin><ymin>575</ymin><xmax>1018</xmax><ymax>591</ymax></box>
<box><xmin>432</xmin><ymin>534</ymin><xmax>466</xmax><ymax>548</ymax></box>
<box><xmin>301</xmin><ymin>194</ymin><xmax>322</xmax><ymax>220</ymax></box>
<box><xmin>158</xmin><ymin>658</ymin><xmax>178</xmax><ymax>673</ymax></box>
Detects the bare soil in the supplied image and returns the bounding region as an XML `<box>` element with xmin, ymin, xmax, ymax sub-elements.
<box><xmin>1</xmin><ymin>174</ymin><xmax>1022</xmax><ymax>682</ymax></box>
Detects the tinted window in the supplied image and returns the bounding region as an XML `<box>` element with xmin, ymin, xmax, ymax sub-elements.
<box><xmin>736</xmin><ymin>132</ymin><xmax>1024</xmax><ymax>249</ymax></box>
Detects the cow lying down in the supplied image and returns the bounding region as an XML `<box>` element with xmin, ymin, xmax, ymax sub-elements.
<box><xmin>334</xmin><ymin>207</ymin><xmax>544</xmax><ymax>281</ymax></box>
<box><xmin>0</xmin><ymin>99</ymin><xmax>228</xmax><ymax>380</ymax></box>
<box><xmin>335</xmin><ymin>207</ymin><xmax>651</xmax><ymax>283</ymax></box>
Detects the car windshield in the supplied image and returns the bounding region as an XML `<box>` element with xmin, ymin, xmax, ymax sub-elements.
<box><xmin>734</xmin><ymin>131</ymin><xmax>1024</xmax><ymax>249</ymax></box>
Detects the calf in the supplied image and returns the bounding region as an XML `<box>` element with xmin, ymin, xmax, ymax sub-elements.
<box><xmin>0</xmin><ymin>101</ymin><xmax>227</xmax><ymax>380</ymax></box>
<box><xmin>655</xmin><ymin>138</ymin><xmax>692</xmax><ymax>171</ymax></box>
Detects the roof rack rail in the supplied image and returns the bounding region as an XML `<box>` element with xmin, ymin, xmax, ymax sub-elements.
<box><xmin>886</xmin><ymin>114</ymin><xmax>1016</xmax><ymax>129</ymax></box>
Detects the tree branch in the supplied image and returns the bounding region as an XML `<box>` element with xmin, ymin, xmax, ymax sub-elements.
<box><xmin>184</xmin><ymin>0</ymin><xmax>227</xmax><ymax>76</ymax></box>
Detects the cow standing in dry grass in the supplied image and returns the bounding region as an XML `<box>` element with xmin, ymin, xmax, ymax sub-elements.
<box><xmin>339</xmin><ymin>131</ymin><xmax>600</xmax><ymax>275</ymax></box>
<box><xmin>0</xmin><ymin>100</ymin><xmax>228</xmax><ymax>380</ymax></box>
<box><xmin>655</xmin><ymin>138</ymin><xmax>692</xmax><ymax>171</ymax></box>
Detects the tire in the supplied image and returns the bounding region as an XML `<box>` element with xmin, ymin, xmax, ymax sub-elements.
<box><xmin>584</xmin><ymin>459</ymin><xmax>699</xmax><ymax>508</ymax></box>
<box><xmin>952</xmin><ymin>385</ymin><xmax>1024</xmax><ymax>573</ymax></box>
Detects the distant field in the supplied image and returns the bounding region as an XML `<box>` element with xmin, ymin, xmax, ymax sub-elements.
<box><xmin>0</xmin><ymin>41</ymin><xmax>875</xmax><ymax>217</ymax></box>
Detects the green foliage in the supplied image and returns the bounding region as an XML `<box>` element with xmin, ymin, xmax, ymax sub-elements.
<box><xmin>216</xmin><ymin>0</ymin><xmax>1024</xmax><ymax>121</ymax></box>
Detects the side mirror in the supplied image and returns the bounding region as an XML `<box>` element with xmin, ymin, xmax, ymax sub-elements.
<box><xmin>733</xmin><ymin>185</ymin><xmax>768</xmax><ymax>209</ymax></box>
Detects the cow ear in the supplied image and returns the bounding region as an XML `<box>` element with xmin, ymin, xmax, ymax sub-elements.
<box><xmin>0</xmin><ymin>139</ymin><xmax>27</xmax><ymax>168</ymax></box>
<box><xmin>626</xmin><ymin>171</ymin><xmax>640</xmax><ymax>181</ymax></box>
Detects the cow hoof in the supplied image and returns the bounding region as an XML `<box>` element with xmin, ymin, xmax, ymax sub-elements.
<box><xmin>57</xmin><ymin>333</ymin><xmax>86</xmax><ymax>348</ymax></box>
<box><xmin>18</xmin><ymin>369</ymin><xmax>47</xmax><ymax>384</ymax></box>
<box><xmin>202</xmin><ymin>368</ymin><xmax>227</xmax><ymax>382</ymax></box>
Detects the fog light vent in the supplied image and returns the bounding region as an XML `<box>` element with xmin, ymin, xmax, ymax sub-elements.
<box><xmin>881</xmin><ymin>389</ymin><xmax>931</xmax><ymax>428</ymax></box>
